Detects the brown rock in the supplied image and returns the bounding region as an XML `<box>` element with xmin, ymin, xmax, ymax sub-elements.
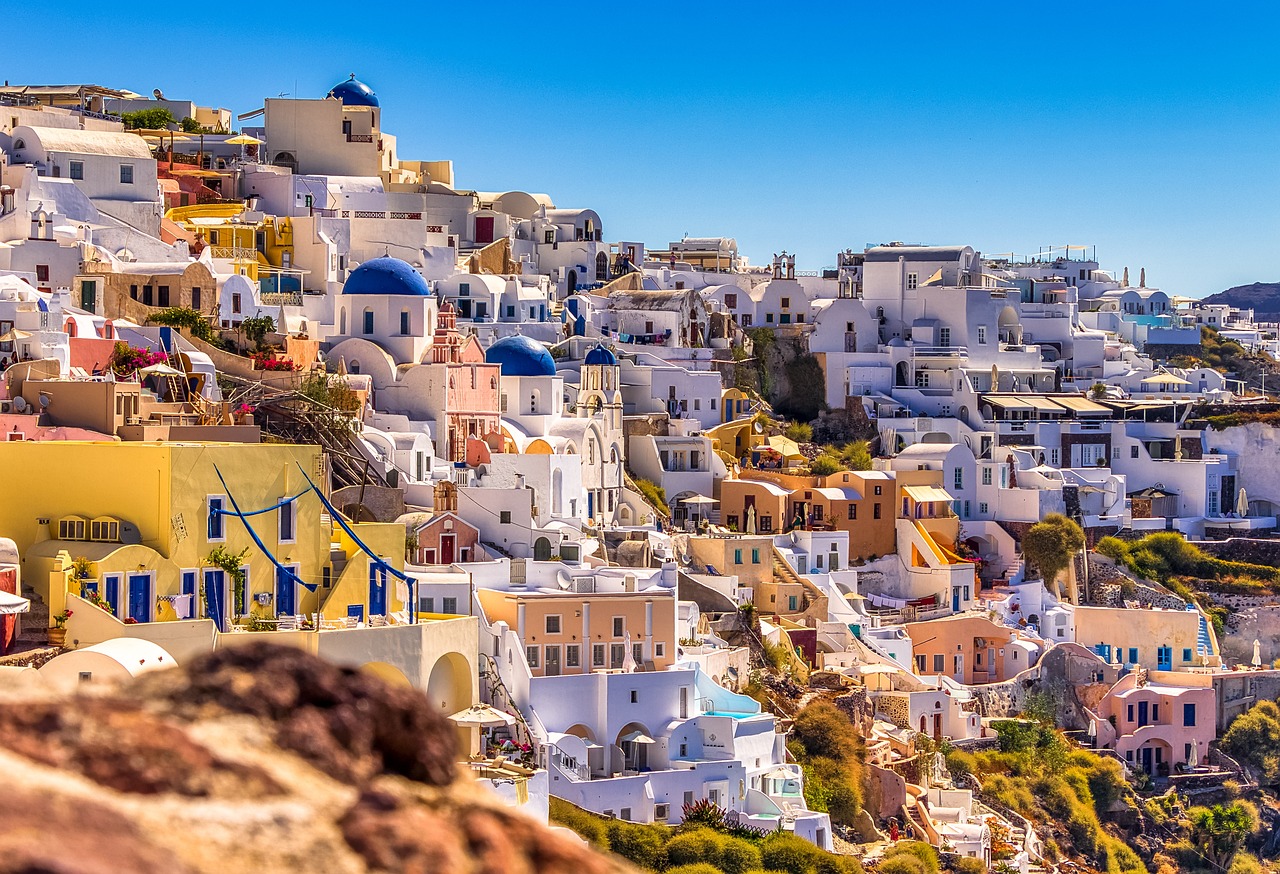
<box><xmin>0</xmin><ymin>786</ymin><xmax>196</xmax><ymax>874</ymax></box>
<box><xmin>157</xmin><ymin>642</ymin><xmax>458</xmax><ymax>786</ymax></box>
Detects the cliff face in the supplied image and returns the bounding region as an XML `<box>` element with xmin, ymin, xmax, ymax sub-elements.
<box><xmin>0</xmin><ymin>642</ymin><xmax>634</xmax><ymax>874</ymax></box>
<box><xmin>1201</xmin><ymin>282</ymin><xmax>1280</xmax><ymax>320</ymax></box>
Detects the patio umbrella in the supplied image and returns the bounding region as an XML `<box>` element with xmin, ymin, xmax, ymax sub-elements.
<box><xmin>1237</xmin><ymin>488</ymin><xmax>1249</xmax><ymax>517</ymax></box>
<box><xmin>620</xmin><ymin>730</ymin><xmax>656</xmax><ymax>744</ymax></box>
<box><xmin>448</xmin><ymin>704</ymin><xmax>516</xmax><ymax>728</ymax></box>
<box><xmin>680</xmin><ymin>495</ymin><xmax>718</xmax><ymax>505</ymax></box>
<box><xmin>139</xmin><ymin>363</ymin><xmax>183</xmax><ymax>377</ymax></box>
<box><xmin>1141</xmin><ymin>372</ymin><xmax>1191</xmax><ymax>386</ymax></box>
<box><xmin>0</xmin><ymin>328</ymin><xmax>33</xmax><ymax>343</ymax></box>
<box><xmin>1187</xmin><ymin>742</ymin><xmax>1198</xmax><ymax>770</ymax></box>
<box><xmin>224</xmin><ymin>133</ymin><xmax>263</xmax><ymax>146</ymax></box>
<box><xmin>746</xmin><ymin>505</ymin><xmax>757</xmax><ymax>535</ymax></box>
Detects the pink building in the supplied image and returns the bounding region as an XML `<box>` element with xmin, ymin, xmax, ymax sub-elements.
<box><xmin>414</xmin><ymin>483</ymin><xmax>480</xmax><ymax>565</ymax></box>
<box><xmin>431</xmin><ymin>304</ymin><xmax>501</xmax><ymax>462</ymax></box>
<box><xmin>1096</xmin><ymin>678</ymin><xmax>1215</xmax><ymax>776</ymax></box>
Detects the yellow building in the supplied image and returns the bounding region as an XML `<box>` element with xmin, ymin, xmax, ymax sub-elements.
<box><xmin>165</xmin><ymin>203</ymin><xmax>297</xmax><ymax>283</ymax></box>
<box><xmin>0</xmin><ymin>441</ymin><xmax>407</xmax><ymax>632</ymax></box>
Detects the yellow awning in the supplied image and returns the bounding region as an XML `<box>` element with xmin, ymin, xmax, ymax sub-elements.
<box><xmin>904</xmin><ymin>485</ymin><xmax>953</xmax><ymax>503</ymax></box>
<box><xmin>1053</xmin><ymin>396</ymin><xmax>1111</xmax><ymax>414</ymax></box>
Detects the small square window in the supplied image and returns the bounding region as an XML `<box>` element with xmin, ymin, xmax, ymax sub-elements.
<box><xmin>500</xmin><ymin>511</ymin><xmax>511</xmax><ymax>524</ymax></box>
<box><xmin>526</xmin><ymin>646</ymin><xmax>539</xmax><ymax>668</ymax></box>
<box><xmin>613</xmin><ymin>617</ymin><xmax>624</xmax><ymax>637</ymax></box>
<box><xmin>69</xmin><ymin>161</ymin><xmax>84</xmax><ymax>180</ymax></box>
<box><xmin>546</xmin><ymin>615</ymin><xmax>561</xmax><ymax>634</ymax></box>
<box><xmin>630</xmin><ymin>690</ymin><xmax>638</xmax><ymax>703</ymax></box>
<box><xmin>120</xmin><ymin>164</ymin><xmax>134</xmax><ymax>184</ymax></box>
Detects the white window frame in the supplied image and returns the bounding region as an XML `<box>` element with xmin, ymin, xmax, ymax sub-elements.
<box><xmin>907</xmin><ymin>272</ymin><xmax>918</xmax><ymax>290</ymax></box>
<box><xmin>207</xmin><ymin>495</ymin><xmax>227</xmax><ymax>542</ymax></box>
<box><xmin>546</xmin><ymin>614</ymin><xmax>562</xmax><ymax>634</ymax></box>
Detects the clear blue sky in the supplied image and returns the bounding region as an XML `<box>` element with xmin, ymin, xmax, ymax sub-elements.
<box><xmin>16</xmin><ymin>1</ymin><xmax>1279</xmax><ymax>295</ymax></box>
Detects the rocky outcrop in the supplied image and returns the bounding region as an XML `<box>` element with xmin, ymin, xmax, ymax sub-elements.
<box><xmin>0</xmin><ymin>642</ymin><xmax>634</xmax><ymax>874</ymax></box>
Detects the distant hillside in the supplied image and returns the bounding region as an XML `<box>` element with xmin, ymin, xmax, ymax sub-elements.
<box><xmin>1201</xmin><ymin>281</ymin><xmax>1280</xmax><ymax>320</ymax></box>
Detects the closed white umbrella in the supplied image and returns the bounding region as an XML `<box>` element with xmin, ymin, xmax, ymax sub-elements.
<box><xmin>746</xmin><ymin>505</ymin><xmax>757</xmax><ymax>535</ymax></box>
<box><xmin>1237</xmin><ymin>488</ymin><xmax>1249</xmax><ymax>517</ymax></box>
<box><xmin>1187</xmin><ymin>742</ymin><xmax>1198</xmax><ymax>770</ymax></box>
<box><xmin>1253</xmin><ymin>639</ymin><xmax>1263</xmax><ymax>668</ymax></box>
<box><xmin>622</xmin><ymin>632</ymin><xmax>637</xmax><ymax>672</ymax></box>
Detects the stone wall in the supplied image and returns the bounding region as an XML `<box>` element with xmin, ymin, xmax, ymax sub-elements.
<box><xmin>332</xmin><ymin>485</ymin><xmax>405</xmax><ymax>523</ymax></box>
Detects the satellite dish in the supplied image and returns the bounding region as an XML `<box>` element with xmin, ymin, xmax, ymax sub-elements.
<box><xmin>557</xmin><ymin>570</ymin><xmax>572</xmax><ymax>590</ymax></box>
<box><xmin>38</xmin><ymin>395</ymin><xmax>50</xmax><ymax>408</ymax></box>
<box><xmin>153</xmin><ymin>88</ymin><xmax>165</xmax><ymax>100</ymax></box>
<box><xmin>752</xmin><ymin>421</ymin><xmax>763</xmax><ymax>434</ymax></box>
<box><xmin>12</xmin><ymin>396</ymin><xmax>26</xmax><ymax>413</ymax></box>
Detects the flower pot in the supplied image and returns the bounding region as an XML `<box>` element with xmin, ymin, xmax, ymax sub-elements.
<box><xmin>47</xmin><ymin>626</ymin><xmax>67</xmax><ymax>647</ymax></box>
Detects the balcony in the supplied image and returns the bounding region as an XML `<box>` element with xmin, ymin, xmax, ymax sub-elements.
<box><xmin>912</xmin><ymin>345</ymin><xmax>968</xmax><ymax>360</ymax></box>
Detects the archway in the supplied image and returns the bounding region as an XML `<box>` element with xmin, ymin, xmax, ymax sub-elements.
<box><xmin>427</xmin><ymin>651</ymin><xmax>475</xmax><ymax>752</ymax></box>
<box><xmin>567</xmin><ymin>269</ymin><xmax>578</xmax><ymax>294</ymax></box>
<box><xmin>596</xmin><ymin>252</ymin><xmax>609</xmax><ymax>281</ymax></box>
<box><xmin>361</xmin><ymin>661</ymin><xmax>412</xmax><ymax>688</ymax></box>
<box><xmin>896</xmin><ymin>361</ymin><xmax>909</xmax><ymax>387</ymax></box>
<box><xmin>614</xmin><ymin>721</ymin><xmax>654</xmax><ymax>774</ymax></box>
<box><xmin>534</xmin><ymin>537</ymin><xmax>552</xmax><ymax>561</ymax></box>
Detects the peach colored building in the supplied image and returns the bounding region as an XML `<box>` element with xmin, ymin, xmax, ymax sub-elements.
<box><xmin>478</xmin><ymin>587</ymin><xmax>677</xmax><ymax>678</ymax></box>
<box><xmin>718</xmin><ymin>469</ymin><xmax>895</xmax><ymax>561</ymax></box>
<box><xmin>429</xmin><ymin>305</ymin><xmax>501</xmax><ymax>462</ymax></box>
<box><xmin>905</xmin><ymin>615</ymin><xmax>1040</xmax><ymax>685</ymax></box>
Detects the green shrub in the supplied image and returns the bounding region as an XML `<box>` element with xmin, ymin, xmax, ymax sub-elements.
<box><xmin>954</xmin><ymin>857</ymin><xmax>985</xmax><ymax>874</ymax></box>
<box><xmin>785</xmin><ymin>421</ymin><xmax>813</xmax><ymax>443</ymax></box>
<box><xmin>809</xmin><ymin>454</ymin><xmax>843</xmax><ymax>476</ymax></box>
<box><xmin>883</xmin><ymin>841</ymin><xmax>939</xmax><ymax>874</ymax></box>
<box><xmin>878</xmin><ymin>856</ymin><xmax>927</xmax><ymax>874</ymax></box>
<box><xmin>945</xmin><ymin>749</ymin><xmax>977</xmax><ymax>783</ymax></box>
<box><xmin>664</xmin><ymin>866</ymin><xmax>723</xmax><ymax>874</ymax></box>
<box><xmin>665</xmin><ymin>828</ymin><xmax>723</xmax><ymax>868</ymax></box>
<box><xmin>632</xmin><ymin>477</ymin><xmax>670</xmax><ymax>515</ymax></box>
<box><xmin>605</xmin><ymin>820</ymin><xmax>667</xmax><ymax>870</ymax></box>
<box><xmin>719</xmin><ymin>836</ymin><xmax>764</xmax><ymax>874</ymax></box>
<box><xmin>549</xmin><ymin>797</ymin><xmax>608</xmax><ymax>846</ymax></box>
<box><xmin>760</xmin><ymin>832</ymin><xmax>825</xmax><ymax>874</ymax></box>
<box><xmin>146</xmin><ymin>306</ymin><xmax>217</xmax><ymax>343</ymax></box>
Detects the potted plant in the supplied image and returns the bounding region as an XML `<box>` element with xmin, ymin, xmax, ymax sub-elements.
<box><xmin>48</xmin><ymin>608</ymin><xmax>72</xmax><ymax>647</ymax></box>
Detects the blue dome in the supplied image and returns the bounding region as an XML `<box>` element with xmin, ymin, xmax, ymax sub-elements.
<box><xmin>327</xmin><ymin>75</ymin><xmax>379</xmax><ymax>107</ymax></box>
<box><xmin>342</xmin><ymin>257</ymin><xmax>430</xmax><ymax>296</ymax></box>
<box><xmin>584</xmin><ymin>343</ymin><xmax>617</xmax><ymax>367</ymax></box>
<box><xmin>486</xmin><ymin>335</ymin><xmax>556</xmax><ymax>377</ymax></box>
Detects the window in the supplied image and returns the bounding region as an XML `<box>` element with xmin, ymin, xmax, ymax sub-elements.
<box><xmin>655</xmin><ymin>643</ymin><xmax>665</xmax><ymax>657</ymax></box>
<box><xmin>592</xmin><ymin>644</ymin><xmax>606</xmax><ymax>666</ymax></box>
<box><xmin>458</xmin><ymin>282</ymin><xmax>470</xmax><ymax>296</ymax></box>
<box><xmin>69</xmin><ymin>160</ymin><xmax>84</xmax><ymax>180</ymax></box>
<box><xmin>546</xmin><ymin>615</ymin><xmax>561</xmax><ymax>634</ymax></box>
<box><xmin>938</xmin><ymin>327</ymin><xmax>950</xmax><ymax>347</ymax></box>
<box><xmin>442</xmin><ymin>597</ymin><xmax>457</xmax><ymax>614</ymax></box>
<box><xmin>915</xmin><ymin>370</ymin><xmax>929</xmax><ymax>388</ymax></box>
<box><xmin>613</xmin><ymin>616</ymin><xmax>625</xmax><ymax>638</ymax></box>
<box><xmin>1050</xmin><ymin>449</ymin><xmax>1059</xmax><ymax>466</ymax></box>
<box><xmin>120</xmin><ymin>164</ymin><xmax>134</xmax><ymax>184</ymax></box>
<box><xmin>873</xmin><ymin>503</ymin><xmax>882</xmax><ymax>519</ymax></box>
<box><xmin>236</xmin><ymin>566</ymin><xmax>250</xmax><ymax>615</ymax></box>
<box><xmin>977</xmin><ymin>326</ymin><xmax>987</xmax><ymax>344</ymax></box>
<box><xmin>954</xmin><ymin>468</ymin><xmax>963</xmax><ymax>490</ymax></box>
<box><xmin>1183</xmin><ymin>648</ymin><xmax>1193</xmax><ymax>663</ymax></box>
<box><xmin>130</xmin><ymin>284</ymin><xmax>138</xmax><ymax>300</ymax></box>
<box><xmin>979</xmin><ymin>502</ymin><xmax>988</xmax><ymax>514</ymax></box>
<box><xmin>362</xmin><ymin>309</ymin><xmax>373</xmax><ymax>334</ymax></box>
<box><xmin>1184</xmin><ymin>703</ymin><xmax>1197</xmax><ymax>726</ymax></box>
<box><xmin>191</xmin><ymin>287</ymin><xmax>201</xmax><ymax>310</ymax></box>
<box><xmin>982</xmin><ymin>467</ymin><xmax>992</xmax><ymax>486</ymax></box>
<box><xmin>421</xmin><ymin>597</ymin><xmax>435</xmax><ymax>612</ymax></box>
<box><xmin>1131</xmin><ymin>445</ymin><xmax>1139</xmax><ymax>458</ymax></box>
<box><xmin>874</xmin><ymin>485</ymin><xmax>883</xmax><ymax>496</ymax></box>
<box><xmin>526</xmin><ymin>646</ymin><xmax>539</xmax><ymax>668</ymax></box>
<box><xmin>279</xmin><ymin>499</ymin><xmax>295</xmax><ymax>542</ymax></box>
<box><xmin>907</xmin><ymin>272</ymin><xmax>918</xmax><ymax>290</ymax></box>
<box><xmin>751</xmin><ymin>548</ymin><xmax>760</xmax><ymax>564</ymax></box>
<box><xmin>734</xmin><ymin>548</ymin><xmax>743</xmax><ymax>564</ymax></box>
<box><xmin>400</xmin><ymin>311</ymin><xmax>410</xmax><ymax>335</ymax></box>
<box><xmin>933</xmin><ymin>654</ymin><xmax>944</xmax><ymax>672</ymax></box>
<box><xmin>781</xmin><ymin>297</ymin><xmax>790</xmax><ymax>309</ymax></box>
<box><xmin>724</xmin><ymin>293</ymin><xmax>737</xmax><ymax>309</ymax></box>
<box><xmin>630</xmin><ymin>690</ymin><xmax>638</xmax><ymax>703</ymax></box>
<box><xmin>544</xmin><ymin>230</ymin><xmax>555</xmax><ymax>244</ymax></box>
<box><xmin>1128</xmin><ymin>647</ymin><xmax>1138</xmax><ymax>665</ymax></box>
<box><xmin>610</xmin><ymin>643</ymin><xmax>625</xmax><ymax>668</ymax></box>
<box><xmin>142</xmin><ymin>285</ymin><xmax>153</xmax><ymax>306</ymax></box>
<box><xmin>848</xmin><ymin>504</ymin><xmax>856</xmax><ymax>520</ymax></box>
<box><xmin>207</xmin><ymin>496</ymin><xmax>225</xmax><ymax>540</ymax></box>
<box><xmin>500</xmin><ymin>511</ymin><xmax>511</xmax><ymax>524</ymax></box>
<box><xmin>566</xmin><ymin>644</ymin><xmax>580</xmax><ymax>667</ymax></box>
<box><xmin>766</xmin><ymin>313</ymin><xmax>774</xmax><ymax>323</ymax></box>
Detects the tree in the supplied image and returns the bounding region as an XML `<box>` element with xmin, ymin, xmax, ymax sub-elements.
<box><xmin>784</xmin><ymin>420</ymin><xmax>813</xmax><ymax>443</ymax></box>
<box><xmin>240</xmin><ymin>315</ymin><xmax>276</xmax><ymax>350</ymax></box>
<box><xmin>1188</xmin><ymin>802</ymin><xmax>1256</xmax><ymax>870</ymax></box>
<box><xmin>120</xmin><ymin>107</ymin><xmax>176</xmax><ymax>130</ymax></box>
<box><xmin>1221</xmin><ymin>700</ymin><xmax>1280</xmax><ymax>781</ymax></box>
<box><xmin>179</xmin><ymin>116</ymin><xmax>203</xmax><ymax>133</ymax></box>
<box><xmin>1021</xmin><ymin>513</ymin><xmax>1084</xmax><ymax>599</ymax></box>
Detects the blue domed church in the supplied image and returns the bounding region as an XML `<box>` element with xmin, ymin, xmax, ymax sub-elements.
<box><xmin>330</xmin><ymin>257</ymin><xmax>438</xmax><ymax>368</ymax></box>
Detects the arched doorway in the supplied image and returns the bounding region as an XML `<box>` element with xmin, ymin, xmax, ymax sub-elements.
<box><xmin>533</xmin><ymin>537</ymin><xmax>552</xmax><ymax>561</ymax></box>
<box><xmin>896</xmin><ymin>361</ymin><xmax>910</xmax><ymax>387</ymax></box>
<box><xmin>361</xmin><ymin>661</ymin><xmax>412</xmax><ymax>688</ymax></box>
<box><xmin>427</xmin><ymin>652</ymin><xmax>475</xmax><ymax>752</ymax></box>
<box><xmin>567</xmin><ymin>269</ymin><xmax>577</xmax><ymax>294</ymax></box>
<box><xmin>596</xmin><ymin>252</ymin><xmax>609</xmax><ymax>281</ymax></box>
<box><xmin>614</xmin><ymin>721</ymin><xmax>654</xmax><ymax>774</ymax></box>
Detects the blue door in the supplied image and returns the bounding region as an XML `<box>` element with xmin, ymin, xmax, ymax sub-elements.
<box><xmin>347</xmin><ymin>603</ymin><xmax>365</xmax><ymax>623</ymax></box>
<box><xmin>127</xmin><ymin>574</ymin><xmax>150</xmax><ymax>623</ymax></box>
<box><xmin>368</xmin><ymin>565</ymin><xmax>387</xmax><ymax>616</ymax></box>
<box><xmin>104</xmin><ymin>575</ymin><xmax>120</xmax><ymax>617</ymax></box>
<box><xmin>1157</xmin><ymin>645</ymin><xmax>1173</xmax><ymax>671</ymax></box>
<box><xmin>204</xmin><ymin>569</ymin><xmax>226</xmax><ymax>632</ymax></box>
<box><xmin>276</xmin><ymin>566</ymin><xmax>295</xmax><ymax>616</ymax></box>
<box><xmin>952</xmin><ymin>587</ymin><xmax>961</xmax><ymax>612</ymax></box>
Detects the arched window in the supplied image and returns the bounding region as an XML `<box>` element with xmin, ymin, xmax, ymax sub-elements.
<box><xmin>362</xmin><ymin>308</ymin><xmax>374</xmax><ymax>335</ymax></box>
